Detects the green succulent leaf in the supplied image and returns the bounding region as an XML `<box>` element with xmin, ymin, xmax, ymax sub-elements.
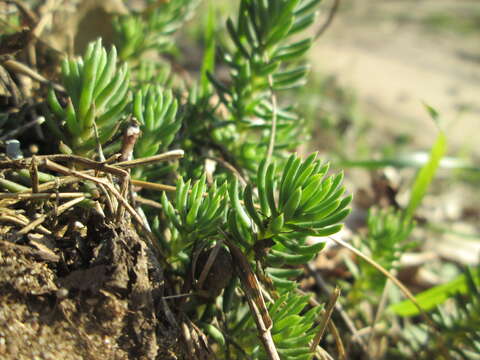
<box><xmin>133</xmin><ymin>85</ymin><xmax>181</xmax><ymax>161</ymax></box>
<box><xmin>47</xmin><ymin>39</ymin><xmax>130</xmax><ymax>156</ymax></box>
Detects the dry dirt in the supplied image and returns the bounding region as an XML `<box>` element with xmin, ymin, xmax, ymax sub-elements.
<box><xmin>0</xmin><ymin>216</ymin><xmax>183</xmax><ymax>360</ymax></box>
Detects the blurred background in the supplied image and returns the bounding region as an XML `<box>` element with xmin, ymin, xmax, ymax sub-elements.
<box><xmin>311</xmin><ymin>0</ymin><xmax>479</xmax><ymax>157</ymax></box>
<box><xmin>302</xmin><ymin>0</ymin><xmax>480</xmax><ymax>266</ymax></box>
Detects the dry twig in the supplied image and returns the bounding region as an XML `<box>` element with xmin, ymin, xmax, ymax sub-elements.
<box><xmin>0</xmin><ymin>213</ymin><xmax>51</xmax><ymax>235</ymax></box>
<box><xmin>115</xmin><ymin>149</ymin><xmax>184</xmax><ymax>169</ymax></box>
<box><xmin>197</xmin><ymin>240</ymin><xmax>224</xmax><ymax>291</ymax></box>
<box><xmin>311</xmin><ymin>287</ymin><xmax>341</xmax><ymax>352</ymax></box>
<box><xmin>15</xmin><ymin>196</ymin><xmax>85</xmax><ymax>236</ymax></box>
<box><xmin>131</xmin><ymin>179</ymin><xmax>176</xmax><ymax>192</ymax></box>
<box><xmin>2</xmin><ymin>59</ymin><xmax>65</xmax><ymax>92</ymax></box>
<box><xmin>314</xmin><ymin>0</ymin><xmax>341</xmax><ymax>39</ymax></box>
<box><xmin>0</xmin><ymin>192</ymin><xmax>85</xmax><ymax>200</ymax></box>
<box><xmin>43</xmin><ymin>159</ymin><xmax>143</xmax><ymax>227</ymax></box>
<box><xmin>29</xmin><ymin>155</ymin><xmax>39</xmax><ymax>193</ymax></box>
<box><xmin>220</xmin><ymin>229</ymin><xmax>279</xmax><ymax>360</ymax></box>
<box><xmin>0</xmin><ymin>116</ymin><xmax>45</xmax><ymax>141</ymax></box>
<box><xmin>297</xmin><ymin>288</ymin><xmax>346</xmax><ymax>360</ymax></box>
<box><xmin>205</xmin><ymin>156</ymin><xmax>247</xmax><ymax>186</ymax></box>
<box><xmin>305</xmin><ymin>263</ymin><xmax>368</xmax><ymax>352</ymax></box>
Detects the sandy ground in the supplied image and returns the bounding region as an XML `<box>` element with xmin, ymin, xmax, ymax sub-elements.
<box><xmin>310</xmin><ymin>0</ymin><xmax>480</xmax><ymax>157</ymax></box>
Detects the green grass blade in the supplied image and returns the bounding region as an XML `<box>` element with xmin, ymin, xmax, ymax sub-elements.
<box><xmin>389</xmin><ymin>268</ymin><xmax>480</xmax><ymax>317</ymax></box>
<box><xmin>405</xmin><ymin>129</ymin><xmax>447</xmax><ymax>221</ymax></box>
<box><xmin>200</xmin><ymin>1</ymin><xmax>216</xmax><ymax>97</ymax></box>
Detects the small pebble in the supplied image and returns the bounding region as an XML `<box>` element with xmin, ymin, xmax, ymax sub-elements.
<box><xmin>56</xmin><ymin>288</ymin><xmax>69</xmax><ymax>299</ymax></box>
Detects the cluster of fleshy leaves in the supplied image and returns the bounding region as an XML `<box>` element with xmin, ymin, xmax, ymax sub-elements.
<box><xmin>349</xmin><ymin>208</ymin><xmax>414</xmax><ymax>297</ymax></box>
<box><xmin>133</xmin><ymin>85</ymin><xmax>180</xmax><ymax>159</ymax></box>
<box><xmin>41</xmin><ymin>2</ymin><xmax>352</xmax><ymax>359</ymax></box>
<box><xmin>113</xmin><ymin>0</ymin><xmax>200</xmax><ymax>60</ymax></box>
<box><xmin>213</xmin><ymin>0</ymin><xmax>321</xmax><ymax>119</ymax></box>
<box><xmin>160</xmin><ymin>152</ymin><xmax>350</xmax><ymax>358</ymax></box>
<box><xmin>161</xmin><ymin>152</ymin><xmax>350</xmax><ymax>259</ymax></box>
<box><xmin>47</xmin><ymin>39</ymin><xmax>183</xmax><ymax>167</ymax></box>
<box><xmin>365</xmin><ymin>208</ymin><xmax>413</xmax><ymax>267</ymax></box>
<box><xmin>227</xmin><ymin>152</ymin><xmax>351</xmax><ymax>289</ymax></box>
<box><xmin>161</xmin><ymin>174</ymin><xmax>229</xmax><ymax>257</ymax></box>
<box><xmin>234</xmin><ymin>292</ymin><xmax>323</xmax><ymax>359</ymax></box>
<box><xmin>47</xmin><ymin>39</ymin><xmax>130</xmax><ymax>156</ymax></box>
<box><xmin>204</xmin><ymin>0</ymin><xmax>322</xmax><ymax>172</ymax></box>
<box><xmin>35</xmin><ymin>1</ymin><xmax>480</xmax><ymax>359</ymax></box>
<box><xmin>245</xmin><ymin>152</ymin><xmax>351</xmax><ymax>238</ymax></box>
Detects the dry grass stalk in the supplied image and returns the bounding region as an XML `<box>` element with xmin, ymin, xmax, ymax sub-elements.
<box><xmin>311</xmin><ymin>287</ymin><xmax>341</xmax><ymax>352</ymax></box>
<box><xmin>15</xmin><ymin>196</ymin><xmax>85</xmax><ymax>236</ymax></box>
